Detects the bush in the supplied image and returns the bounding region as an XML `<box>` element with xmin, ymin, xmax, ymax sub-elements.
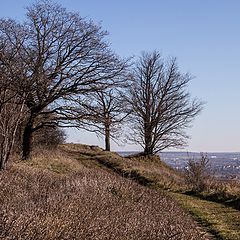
<box><xmin>33</xmin><ymin>126</ymin><xmax>66</xmax><ymax>148</ymax></box>
<box><xmin>184</xmin><ymin>153</ymin><xmax>212</xmax><ymax>193</ymax></box>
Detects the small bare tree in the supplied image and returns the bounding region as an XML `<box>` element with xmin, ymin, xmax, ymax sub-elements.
<box><xmin>0</xmin><ymin>0</ymin><xmax>127</xmax><ymax>159</ymax></box>
<box><xmin>126</xmin><ymin>51</ymin><xmax>203</xmax><ymax>155</ymax></box>
<box><xmin>72</xmin><ymin>84</ymin><xmax>130</xmax><ymax>151</ymax></box>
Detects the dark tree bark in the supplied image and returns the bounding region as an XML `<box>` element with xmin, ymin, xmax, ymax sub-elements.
<box><xmin>126</xmin><ymin>51</ymin><xmax>203</xmax><ymax>155</ymax></box>
<box><xmin>104</xmin><ymin>124</ymin><xmax>110</xmax><ymax>151</ymax></box>
<box><xmin>144</xmin><ymin>116</ymin><xmax>154</xmax><ymax>155</ymax></box>
<box><xmin>22</xmin><ymin>117</ymin><xmax>34</xmax><ymax>160</ymax></box>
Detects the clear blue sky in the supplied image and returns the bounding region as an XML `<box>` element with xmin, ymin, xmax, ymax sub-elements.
<box><xmin>1</xmin><ymin>0</ymin><xmax>240</xmax><ymax>152</ymax></box>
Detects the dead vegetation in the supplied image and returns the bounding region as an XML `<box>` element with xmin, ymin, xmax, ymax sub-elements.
<box><xmin>0</xmin><ymin>146</ymin><xmax>210</xmax><ymax>240</ymax></box>
<box><xmin>183</xmin><ymin>154</ymin><xmax>240</xmax><ymax>210</ymax></box>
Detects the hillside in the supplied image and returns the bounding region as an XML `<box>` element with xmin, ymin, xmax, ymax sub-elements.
<box><xmin>0</xmin><ymin>144</ymin><xmax>239</xmax><ymax>239</ymax></box>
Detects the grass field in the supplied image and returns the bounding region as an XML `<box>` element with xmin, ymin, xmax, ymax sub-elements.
<box><xmin>0</xmin><ymin>144</ymin><xmax>239</xmax><ymax>239</ymax></box>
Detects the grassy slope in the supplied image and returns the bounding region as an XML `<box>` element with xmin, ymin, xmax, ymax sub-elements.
<box><xmin>59</xmin><ymin>144</ymin><xmax>240</xmax><ymax>240</ymax></box>
<box><xmin>0</xmin><ymin>145</ymin><xmax>212</xmax><ymax>240</ymax></box>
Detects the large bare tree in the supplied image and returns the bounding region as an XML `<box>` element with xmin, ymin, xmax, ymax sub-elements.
<box><xmin>126</xmin><ymin>51</ymin><xmax>203</xmax><ymax>155</ymax></box>
<box><xmin>0</xmin><ymin>1</ymin><xmax>128</xmax><ymax>159</ymax></box>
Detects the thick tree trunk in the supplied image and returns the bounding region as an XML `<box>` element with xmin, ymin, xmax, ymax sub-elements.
<box><xmin>144</xmin><ymin>145</ymin><xmax>153</xmax><ymax>155</ymax></box>
<box><xmin>144</xmin><ymin>127</ymin><xmax>153</xmax><ymax>155</ymax></box>
<box><xmin>22</xmin><ymin>119</ymin><xmax>34</xmax><ymax>160</ymax></box>
<box><xmin>105</xmin><ymin>125</ymin><xmax>110</xmax><ymax>151</ymax></box>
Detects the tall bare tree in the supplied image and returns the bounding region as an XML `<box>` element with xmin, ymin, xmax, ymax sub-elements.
<box><xmin>0</xmin><ymin>94</ymin><xmax>26</xmax><ymax>169</ymax></box>
<box><xmin>0</xmin><ymin>1</ymin><xmax>128</xmax><ymax>159</ymax></box>
<box><xmin>126</xmin><ymin>51</ymin><xmax>203</xmax><ymax>155</ymax></box>
<box><xmin>0</xmin><ymin>45</ymin><xmax>27</xmax><ymax>169</ymax></box>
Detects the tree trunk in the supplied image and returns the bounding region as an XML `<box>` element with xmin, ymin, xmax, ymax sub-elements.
<box><xmin>0</xmin><ymin>139</ymin><xmax>6</xmax><ymax>170</ymax></box>
<box><xmin>144</xmin><ymin>145</ymin><xmax>153</xmax><ymax>155</ymax></box>
<box><xmin>0</xmin><ymin>160</ymin><xmax>6</xmax><ymax>170</ymax></box>
<box><xmin>22</xmin><ymin>119</ymin><xmax>34</xmax><ymax>160</ymax></box>
<box><xmin>144</xmin><ymin>124</ymin><xmax>153</xmax><ymax>155</ymax></box>
<box><xmin>105</xmin><ymin>125</ymin><xmax>110</xmax><ymax>151</ymax></box>
<box><xmin>0</xmin><ymin>159</ymin><xmax>4</xmax><ymax>170</ymax></box>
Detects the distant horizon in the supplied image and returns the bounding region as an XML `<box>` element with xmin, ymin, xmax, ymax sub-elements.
<box><xmin>65</xmin><ymin>127</ymin><xmax>240</xmax><ymax>153</ymax></box>
<box><xmin>115</xmin><ymin>150</ymin><xmax>240</xmax><ymax>154</ymax></box>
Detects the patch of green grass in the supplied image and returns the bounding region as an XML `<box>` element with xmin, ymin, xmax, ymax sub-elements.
<box><xmin>184</xmin><ymin>190</ymin><xmax>240</xmax><ymax>210</ymax></box>
<box><xmin>48</xmin><ymin>162</ymin><xmax>69</xmax><ymax>174</ymax></box>
<box><xmin>170</xmin><ymin>192</ymin><xmax>240</xmax><ymax>240</ymax></box>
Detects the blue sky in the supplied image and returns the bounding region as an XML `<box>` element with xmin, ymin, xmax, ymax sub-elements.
<box><xmin>1</xmin><ymin>0</ymin><xmax>240</xmax><ymax>152</ymax></box>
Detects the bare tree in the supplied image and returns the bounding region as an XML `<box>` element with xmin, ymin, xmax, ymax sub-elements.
<box><xmin>0</xmin><ymin>94</ymin><xmax>26</xmax><ymax>169</ymax></box>
<box><xmin>72</xmin><ymin>83</ymin><xmax>130</xmax><ymax>151</ymax></box>
<box><xmin>0</xmin><ymin>46</ymin><xmax>27</xmax><ymax>169</ymax></box>
<box><xmin>126</xmin><ymin>51</ymin><xmax>203</xmax><ymax>155</ymax></box>
<box><xmin>0</xmin><ymin>1</ymin><xmax>128</xmax><ymax>159</ymax></box>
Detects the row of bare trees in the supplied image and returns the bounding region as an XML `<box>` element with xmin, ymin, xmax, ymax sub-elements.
<box><xmin>0</xmin><ymin>0</ymin><xmax>203</xmax><ymax>169</ymax></box>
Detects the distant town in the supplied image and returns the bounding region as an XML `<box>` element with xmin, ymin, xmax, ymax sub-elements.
<box><xmin>119</xmin><ymin>151</ymin><xmax>240</xmax><ymax>180</ymax></box>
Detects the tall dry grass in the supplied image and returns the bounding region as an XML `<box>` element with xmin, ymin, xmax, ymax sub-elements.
<box><xmin>0</xmin><ymin>151</ymin><xmax>210</xmax><ymax>240</ymax></box>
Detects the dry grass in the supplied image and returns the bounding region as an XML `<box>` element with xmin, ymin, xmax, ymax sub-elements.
<box><xmin>58</xmin><ymin>144</ymin><xmax>239</xmax><ymax>239</ymax></box>
<box><xmin>124</xmin><ymin>154</ymin><xmax>186</xmax><ymax>191</ymax></box>
<box><xmin>0</xmin><ymin>147</ymin><xmax>210</xmax><ymax>240</ymax></box>
<box><xmin>23</xmin><ymin>146</ymin><xmax>83</xmax><ymax>174</ymax></box>
<box><xmin>67</xmin><ymin>145</ymin><xmax>186</xmax><ymax>191</ymax></box>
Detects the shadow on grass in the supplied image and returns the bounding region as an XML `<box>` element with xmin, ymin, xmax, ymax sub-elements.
<box><xmin>184</xmin><ymin>190</ymin><xmax>240</xmax><ymax>211</ymax></box>
<box><xmin>96</xmin><ymin>157</ymin><xmax>154</xmax><ymax>187</ymax></box>
<box><xmin>186</xmin><ymin>208</ymin><xmax>225</xmax><ymax>240</ymax></box>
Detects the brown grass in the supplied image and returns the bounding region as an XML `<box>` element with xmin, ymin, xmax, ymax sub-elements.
<box><xmin>26</xmin><ymin>146</ymin><xmax>83</xmax><ymax>174</ymax></box>
<box><xmin>0</xmin><ymin>147</ymin><xmax>211</xmax><ymax>240</ymax></box>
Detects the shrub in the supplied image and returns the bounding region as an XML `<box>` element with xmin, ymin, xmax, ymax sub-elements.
<box><xmin>33</xmin><ymin>126</ymin><xmax>66</xmax><ymax>148</ymax></box>
<box><xmin>184</xmin><ymin>153</ymin><xmax>212</xmax><ymax>193</ymax></box>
